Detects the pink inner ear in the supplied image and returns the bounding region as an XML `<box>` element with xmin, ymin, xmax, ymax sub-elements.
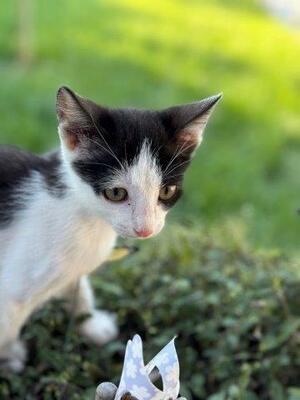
<box><xmin>61</xmin><ymin>126</ymin><xmax>80</xmax><ymax>151</ymax></box>
<box><xmin>174</xmin><ymin>127</ymin><xmax>199</xmax><ymax>152</ymax></box>
<box><xmin>65</xmin><ymin>132</ymin><xmax>79</xmax><ymax>151</ymax></box>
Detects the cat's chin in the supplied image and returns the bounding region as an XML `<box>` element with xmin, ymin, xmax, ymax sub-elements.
<box><xmin>116</xmin><ymin>230</ymin><xmax>161</xmax><ymax>240</ymax></box>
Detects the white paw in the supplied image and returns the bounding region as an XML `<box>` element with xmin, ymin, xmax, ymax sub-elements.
<box><xmin>79</xmin><ymin>310</ymin><xmax>119</xmax><ymax>346</ymax></box>
<box><xmin>0</xmin><ymin>339</ymin><xmax>27</xmax><ymax>373</ymax></box>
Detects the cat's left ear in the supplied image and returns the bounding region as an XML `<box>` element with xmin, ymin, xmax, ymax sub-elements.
<box><xmin>161</xmin><ymin>94</ymin><xmax>222</xmax><ymax>155</ymax></box>
<box><xmin>56</xmin><ymin>86</ymin><xmax>101</xmax><ymax>151</ymax></box>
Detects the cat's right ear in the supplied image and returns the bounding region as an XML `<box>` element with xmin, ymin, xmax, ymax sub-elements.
<box><xmin>56</xmin><ymin>86</ymin><xmax>98</xmax><ymax>151</ymax></box>
<box><xmin>161</xmin><ymin>94</ymin><xmax>222</xmax><ymax>157</ymax></box>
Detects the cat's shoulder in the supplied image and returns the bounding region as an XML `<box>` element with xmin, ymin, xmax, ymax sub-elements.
<box><xmin>0</xmin><ymin>145</ymin><xmax>43</xmax><ymax>182</ymax></box>
<box><xmin>0</xmin><ymin>146</ymin><xmax>65</xmax><ymax>227</ymax></box>
<box><xmin>0</xmin><ymin>144</ymin><xmax>42</xmax><ymax>164</ymax></box>
<box><xmin>0</xmin><ymin>145</ymin><xmax>61</xmax><ymax>185</ymax></box>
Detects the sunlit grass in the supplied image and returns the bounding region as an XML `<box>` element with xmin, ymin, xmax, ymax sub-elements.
<box><xmin>0</xmin><ymin>0</ymin><xmax>299</xmax><ymax>251</ymax></box>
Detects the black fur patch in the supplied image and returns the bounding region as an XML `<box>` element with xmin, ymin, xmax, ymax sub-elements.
<box><xmin>72</xmin><ymin>108</ymin><xmax>191</xmax><ymax>208</ymax></box>
<box><xmin>0</xmin><ymin>146</ymin><xmax>66</xmax><ymax>227</ymax></box>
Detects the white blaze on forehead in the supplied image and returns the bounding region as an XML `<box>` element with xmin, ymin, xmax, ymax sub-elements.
<box><xmin>110</xmin><ymin>140</ymin><xmax>162</xmax><ymax>194</ymax></box>
<box><xmin>127</xmin><ymin>140</ymin><xmax>161</xmax><ymax>192</ymax></box>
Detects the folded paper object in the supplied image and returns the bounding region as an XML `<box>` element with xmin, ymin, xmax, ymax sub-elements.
<box><xmin>115</xmin><ymin>335</ymin><xmax>180</xmax><ymax>400</ymax></box>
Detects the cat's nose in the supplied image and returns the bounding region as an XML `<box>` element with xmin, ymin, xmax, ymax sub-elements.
<box><xmin>134</xmin><ymin>228</ymin><xmax>153</xmax><ymax>238</ymax></box>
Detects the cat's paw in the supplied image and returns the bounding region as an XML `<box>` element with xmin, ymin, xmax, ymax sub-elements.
<box><xmin>79</xmin><ymin>310</ymin><xmax>118</xmax><ymax>346</ymax></box>
<box><xmin>0</xmin><ymin>339</ymin><xmax>27</xmax><ymax>373</ymax></box>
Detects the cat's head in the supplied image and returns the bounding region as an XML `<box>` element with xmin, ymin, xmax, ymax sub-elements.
<box><xmin>56</xmin><ymin>87</ymin><xmax>221</xmax><ymax>239</ymax></box>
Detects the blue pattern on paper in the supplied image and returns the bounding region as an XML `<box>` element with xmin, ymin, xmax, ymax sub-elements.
<box><xmin>115</xmin><ymin>335</ymin><xmax>180</xmax><ymax>400</ymax></box>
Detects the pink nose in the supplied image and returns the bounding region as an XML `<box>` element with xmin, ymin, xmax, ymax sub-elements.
<box><xmin>134</xmin><ymin>228</ymin><xmax>153</xmax><ymax>238</ymax></box>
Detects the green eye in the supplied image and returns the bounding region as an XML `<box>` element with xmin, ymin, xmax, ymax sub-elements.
<box><xmin>103</xmin><ymin>188</ymin><xmax>128</xmax><ymax>202</ymax></box>
<box><xmin>159</xmin><ymin>185</ymin><xmax>177</xmax><ymax>201</ymax></box>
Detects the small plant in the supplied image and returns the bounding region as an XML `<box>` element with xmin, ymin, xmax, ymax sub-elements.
<box><xmin>0</xmin><ymin>223</ymin><xmax>299</xmax><ymax>399</ymax></box>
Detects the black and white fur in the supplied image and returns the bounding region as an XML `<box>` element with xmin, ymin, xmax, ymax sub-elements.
<box><xmin>0</xmin><ymin>87</ymin><xmax>221</xmax><ymax>372</ymax></box>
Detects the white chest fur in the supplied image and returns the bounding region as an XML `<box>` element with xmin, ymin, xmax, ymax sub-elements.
<box><xmin>0</xmin><ymin>187</ymin><xmax>117</xmax><ymax>309</ymax></box>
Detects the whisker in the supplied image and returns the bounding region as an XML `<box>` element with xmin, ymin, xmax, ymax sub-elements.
<box><xmin>164</xmin><ymin>159</ymin><xmax>191</xmax><ymax>177</ymax></box>
<box><xmin>163</xmin><ymin>144</ymin><xmax>183</xmax><ymax>175</ymax></box>
<box><xmin>83</xmin><ymin>109</ymin><xmax>125</xmax><ymax>171</ymax></box>
<box><xmin>124</xmin><ymin>141</ymin><xmax>128</xmax><ymax>167</ymax></box>
<box><xmin>86</xmin><ymin>135</ymin><xmax>125</xmax><ymax>171</ymax></box>
<box><xmin>153</xmin><ymin>143</ymin><xmax>164</xmax><ymax>158</ymax></box>
<box><xmin>163</xmin><ymin>142</ymin><xmax>194</xmax><ymax>176</ymax></box>
<box><xmin>75</xmin><ymin>161</ymin><xmax>115</xmax><ymax>169</ymax></box>
<box><xmin>163</xmin><ymin>172</ymin><xmax>185</xmax><ymax>181</ymax></box>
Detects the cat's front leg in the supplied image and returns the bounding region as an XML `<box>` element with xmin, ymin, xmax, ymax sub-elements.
<box><xmin>61</xmin><ymin>275</ymin><xmax>118</xmax><ymax>345</ymax></box>
<box><xmin>0</xmin><ymin>300</ymin><xmax>28</xmax><ymax>373</ymax></box>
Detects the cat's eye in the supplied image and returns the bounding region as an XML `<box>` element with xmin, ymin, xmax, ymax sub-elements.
<box><xmin>103</xmin><ymin>187</ymin><xmax>128</xmax><ymax>202</ymax></box>
<box><xmin>159</xmin><ymin>185</ymin><xmax>177</xmax><ymax>201</ymax></box>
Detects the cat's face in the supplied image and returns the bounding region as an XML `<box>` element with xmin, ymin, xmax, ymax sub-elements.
<box><xmin>56</xmin><ymin>87</ymin><xmax>221</xmax><ymax>239</ymax></box>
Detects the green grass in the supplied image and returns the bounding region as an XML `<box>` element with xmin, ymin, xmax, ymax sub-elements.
<box><xmin>1</xmin><ymin>0</ymin><xmax>300</xmax><ymax>251</ymax></box>
<box><xmin>1</xmin><ymin>1</ymin><xmax>300</xmax><ymax>399</ymax></box>
<box><xmin>1</xmin><ymin>225</ymin><xmax>300</xmax><ymax>399</ymax></box>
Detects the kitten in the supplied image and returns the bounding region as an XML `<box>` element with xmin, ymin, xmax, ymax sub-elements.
<box><xmin>0</xmin><ymin>87</ymin><xmax>221</xmax><ymax>372</ymax></box>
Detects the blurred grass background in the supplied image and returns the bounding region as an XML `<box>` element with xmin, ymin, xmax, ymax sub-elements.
<box><xmin>0</xmin><ymin>0</ymin><xmax>300</xmax><ymax>399</ymax></box>
<box><xmin>1</xmin><ymin>0</ymin><xmax>300</xmax><ymax>251</ymax></box>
